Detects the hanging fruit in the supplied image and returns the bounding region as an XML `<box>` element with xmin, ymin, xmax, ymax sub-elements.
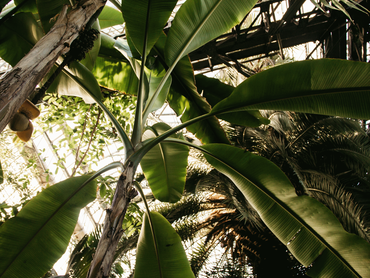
<box><xmin>8</xmin><ymin>99</ymin><xmax>40</xmax><ymax>142</ymax></box>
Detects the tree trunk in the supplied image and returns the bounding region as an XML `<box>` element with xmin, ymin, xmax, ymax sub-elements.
<box><xmin>87</xmin><ymin>164</ymin><xmax>137</xmax><ymax>278</ymax></box>
<box><xmin>0</xmin><ymin>0</ymin><xmax>106</xmax><ymax>133</ymax></box>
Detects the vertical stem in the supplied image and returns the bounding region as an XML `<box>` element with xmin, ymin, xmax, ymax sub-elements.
<box><xmin>87</xmin><ymin>164</ymin><xmax>137</xmax><ymax>278</ymax></box>
<box><xmin>131</xmin><ymin>0</ymin><xmax>152</xmax><ymax>147</ymax></box>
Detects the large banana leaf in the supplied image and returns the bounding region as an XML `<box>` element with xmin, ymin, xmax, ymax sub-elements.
<box><xmin>201</xmin><ymin>144</ymin><xmax>370</xmax><ymax>277</ymax></box>
<box><xmin>153</xmin><ymin>34</ymin><xmax>229</xmax><ymax>144</ymax></box>
<box><xmin>0</xmin><ymin>12</ymin><xmax>43</xmax><ymax>66</ymax></box>
<box><xmin>195</xmin><ymin>75</ymin><xmax>269</xmax><ymax>127</ymax></box>
<box><xmin>134</xmin><ymin>212</ymin><xmax>195</xmax><ymax>278</ymax></box>
<box><xmin>164</xmin><ymin>0</ymin><xmax>258</xmax><ymax>66</ymax></box>
<box><xmin>0</xmin><ymin>175</ymin><xmax>97</xmax><ymax>278</ymax></box>
<box><xmin>141</xmin><ymin>123</ymin><xmax>189</xmax><ymax>203</ymax></box>
<box><xmin>93</xmin><ymin>35</ymin><xmax>139</xmax><ymax>95</ymax></box>
<box><xmin>48</xmin><ymin>60</ymin><xmax>102</xmax><ymax>103</ymax></box>
<box><xmin>142</xmin><ymin>66</ymin><xmax>172</xmax><ymax>121</ymax></box>
<box><xmin>15</xmin><ymin>0</ymin><xmax>37</xmax><ymax>13</ymax></box>
<box><xmin>93</xmin><ymin>56</ymin><xmax>139</xmax><ymax>95</ymax></box>
<box><xmin>121</xmin><ymin>0</ymin><xmax>177</xmax><ymax>57</ymax></box>
<box><xmin>98</xmin><ymin>5</ymin><xmax>124</xmax><ymax>29</ymax></box>
<box><xmin>212</xmin><ymin>59</ymin><xmax>370</xmax><ymax>120</ymax></box>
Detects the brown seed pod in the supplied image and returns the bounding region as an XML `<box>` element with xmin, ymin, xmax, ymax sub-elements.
<box><xmin>16</xmin><ymin>121</ymin><xmax>34</xmax><ymax>142</ymax></box>
<box><xmin>8</xmin><ymin>112</ymin><xmax>30</xmax><ymax>132</ymax></box>
<box><xmin>19</xmin><ymin>99</ymin><xmax>40</xmax><ymax>120</ymax></box>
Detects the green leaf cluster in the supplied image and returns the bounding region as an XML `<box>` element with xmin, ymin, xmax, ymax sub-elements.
<box><xmin>0</xmin><ymin>0</ymin><xmax>370</xmax><ymax>277</ymax></box>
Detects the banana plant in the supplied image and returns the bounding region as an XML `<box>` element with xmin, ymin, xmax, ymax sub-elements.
<box><xmin>0</xmin><ymin>0</ymin><xmax>370</xmax><ymax>277</ymax></box>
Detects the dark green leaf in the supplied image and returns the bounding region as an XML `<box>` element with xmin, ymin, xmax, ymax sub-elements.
<box><xmin>153</xmin><ymin>34</ymin><xmax>229</xmax><ymax>144</ymax></box>
<box><xmin>48</xmin><ymin>60</ymin><xmax>103</xmax><ymax>103</ymax></box>
<box><xmin>15</xmin><ymin>0</ymin><xmax>37</xmax><ymax>13</ymax></box>
<box><xmin>0</xmin><ymin>12</ymin><xmax>43</xmax><ymax>66</ymax></box>
<box><xmin>98</xmin><ymin>5</ymin><xmax>124</xmax><ymax>29</ymax></box>
<box><xmin>134</xmin><ymin>212</ymin><xmax>195</xmax><ymax>278</ymax></box>
<box><xmin>99</xmin><ymin>183</ymin><xmax>106</xmax><ymax>198</ymax></box>
<box><xmin>121</xmin><ymin>0</ymin><xmax>177</xmax><ymax>57</ymax></box>
<box><xmin>195</xmin><ymin>75</ymin><xmax>269</xmax><ymax>126</ymax></box>
<box><xmin>0</xmin><ymin>175</ymin><xmax>97</xmax><ymax>278</ymax></box>
<box><xmin>92</xmin><ymin>56</ymin><xmax>139</xmax><ymax>96</ymax></box>
<box><xmin>165</xmin><ymin>0</ymin><xmax>258</xmax><ymax>66</ymax></box>
<box><xmin>141</xmin><ymin>123</ymin><xmax>189</xmax><ymax>203</ymax></box>
<box><xmin>98</xmin><ymin>33</ymin><xmax>124</xmax><ymax>59</ymax></box>
<box><xmin>212</xmin><ymin>59</ymin><xmax>370</xmax><ymax>120</ymax></box>
<box><xmin>142</xmin><ymin>65</ymin><xmax>172</xmax><ymax>121</ymax></box>
<box><xmin>201</xmin><ymin>144</ymin><xmax>370</xmax><ymax>278</ymax></box>
<box><xmin>94</xmin><ymin>35</ymin><xmax>139</xmax><ymax>95</ymax></box>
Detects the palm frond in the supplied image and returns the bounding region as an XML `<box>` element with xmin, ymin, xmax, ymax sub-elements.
<box><xmin>303</xmin><ymin>171</ymin><xmax>370</xmax><ymax>242</ymax></box>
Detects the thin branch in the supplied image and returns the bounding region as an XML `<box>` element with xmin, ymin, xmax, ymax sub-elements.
<box><xmin>71</xmin><ymin>104</ymin><xmax>92</xmax><ymax>175</ymax></box>
<box><xmin>71</xmin><ymin>107</ymin><xmax>102</xmax><ymax>177</ymax></box>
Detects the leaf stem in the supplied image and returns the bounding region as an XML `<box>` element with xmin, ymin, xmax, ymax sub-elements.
<box><xmin>131</xmin><ymin>0</ymin><xmax>152</xmax><ymax>147</ymax></box>
<box><xmin>71</xmin><ymin>108</ymin><xmax>102</xmax><ymax>176</ymax></box>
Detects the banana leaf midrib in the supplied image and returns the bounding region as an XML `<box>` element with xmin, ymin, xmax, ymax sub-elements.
<box><xmin>214</xmin><ymin>86</ymin><xmax>370</xmax><ymax>115</ymax></box>
<box><xmin>166</xmin><ymin>0</ymin><xmax>224</xmax><ymax>66</ymax></box>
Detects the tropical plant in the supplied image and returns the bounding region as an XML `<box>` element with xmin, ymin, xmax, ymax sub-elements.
<box><xmin>233</xmin><ymin>111</ymin><xmax>370</xmax><ymax>242</ymax></box>
<box><xmin>177</xmin><ymin>169</ymin><xmax>307</xmax><ymax>277</ymax></box>
<box><xmin>0</xmin><ymin>1</ymin><xmax>370</xmax><ymax>278</ymax></box>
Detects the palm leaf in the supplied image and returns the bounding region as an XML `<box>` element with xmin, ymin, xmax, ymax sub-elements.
<box><xmin>94</xmin><ymin>35</ymin><xmax>139</xmax><ymax>96</ymax></box>
<box><xmin>304</xmin><ymin>172</ymin><xmax>370</xmax><ymax>242</ymax></box>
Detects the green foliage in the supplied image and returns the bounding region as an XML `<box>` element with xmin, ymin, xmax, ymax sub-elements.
<box><xmin>154</xmin><ymin>33</ymin><xmax>230</xmax><ymax>144</ymax></box>
<box><xmin>0</xmin><ymin>12</ymin><xmax>43</xmax><ymax>66</ymax></box>
<box><xmin>134</xmin><ymin>212</ymin><xmax>195</xmax><ymax>278</ymax></box>
<box><xmin>0</xmin><ymin>1</ymin><xmax>370</xmax><ymax>277</ymax></box>
<box><xmin>201</xmin><ymin>144</ymin><xmax>370</xmax><ymax>277</ymax></box>
<box><xmin>141</xmin><ymin>123</ymin><xmax>189</xmax><ymax>203</ymax></box>
<box><xmin>0</xmin><ymin>175</ymin><xmax>97</xmax><ymax>278</ymax></box>
<box><xmin>98</xmin><ymin>5</ymin><xmax>124</xmax><ymax>29</ymax></box>
<box><xmin>212</xmin><ymin>59</ymin><xmax>370</xmax><ymax>120</ymax></box>
<box><xmin>121</xmin><ymin>0</ymin><xmax>178</xmax><ymax>57</ymax></box>
<box><xmin>164</xmin><ymin>0</ymin><xmax>258</xmax><ymax>66</ymax></box>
